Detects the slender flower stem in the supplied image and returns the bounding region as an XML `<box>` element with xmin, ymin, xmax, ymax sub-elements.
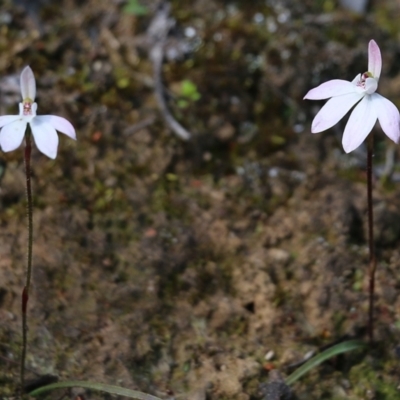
<box><xmin>367</xmin><ymin>133</ymin><xmax>377</xmax><ymax>343</ymax></box>
<box><xmin>20</xmin><ymin>130</ymin><xmax>33</xmax><ymax>396</ymax></box>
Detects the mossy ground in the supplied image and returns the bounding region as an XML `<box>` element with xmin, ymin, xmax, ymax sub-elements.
<box><xmin>1</xmin><ymin>0</ymin><xmax>400</xmax><ymax>399</ymax></box>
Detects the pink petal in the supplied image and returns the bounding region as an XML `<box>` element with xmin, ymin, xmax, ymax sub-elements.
<box><xmin>310</xmin><ymin>92</ymin><xmax>363</xmax><ymax>133</ymax></box>
<box><xmin>0</xmin><ymin>115</ymin><xmax>21</xmax><ymax>128</ymax></box>
<box><xmin>368</xmin><ymin>40</ymin><xmax>382</xmax><ymax>80</ymax></box>
<box><xmin>0</xmin><ymin>120</ymin><xmax>27</xmax><ymax>152</ymax></box>
<box><xmin>342</xmin><ymin>96</ymin><xmax>377</xmax><ymax>153</ymax></box>
<box><xmin>304</xmin><ymin>80</ymin><xmax>355</xmax><ymax>100</ymax></box>
<box><xmin>35</xmin><ymin>115</ymin><xmax>76</xmax><ymax>140</ymax></box>
<box><xmin>20</xmin><ymin>66</ymin><xmax>36</xmax><ymax>101</ymax></box>
<box><xmin>371</xmin><ymin>93</ymin><xmax>400</xmax><ymax>144</ymax></box>
<box><xmin>30</xmin><ymin>119</ymin><xmax>59</xmax><ymax>159</ymax></box>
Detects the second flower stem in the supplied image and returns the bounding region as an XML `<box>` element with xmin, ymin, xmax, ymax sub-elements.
<box><xmin>20</xmin><ymin>131</ymin><xmax>33</xmax><ymax>396</ymax></box>
<box><xmin>367</xmin><ymin>133</ymin><xmax>376</xmax><ymax>343</ymax></box>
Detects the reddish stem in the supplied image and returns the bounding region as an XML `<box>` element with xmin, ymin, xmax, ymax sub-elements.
<box><xmin>367</xmin><ymin>133</ymin><xmax>376</xmax><ymax>343</ymax></box>
<box><xmin>20</xmin><ymin>131</ymin><xmax>33</xmax><ymax>397</ymax></box>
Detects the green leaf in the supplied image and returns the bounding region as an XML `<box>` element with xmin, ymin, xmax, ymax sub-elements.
<box><xmin>177</xmin><ymin>99</ymin><xmax>189</xmax><ymax>109</ymax></box>
<box><xmin>29</xmin><ymin>380</ymin><xmax>163</xmax><ymax>400</ymax></box>
<box><xmin>285</xmin><ymin>339</ymin><xmax>366</xmax><ymax>386</ymax></box>
<box><xmin>180</xmin><ymin>80</ymin><xmax>201</xmax><ymax>101</ymax></box>
<box><xmin>123</xmin><ymin>0</ymin><xmax>148</xmax><ymax>16</ymax></box>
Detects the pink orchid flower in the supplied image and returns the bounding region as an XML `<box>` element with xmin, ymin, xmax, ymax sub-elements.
<box><xmin>0</xmin><ymin>66</ymin><xmax>76</xmax><ymax>159</ymax></box>
<box><xmin>304</xmin><ymin>40</ymin><xmax>400</xmax><ymax>153</ymax></box>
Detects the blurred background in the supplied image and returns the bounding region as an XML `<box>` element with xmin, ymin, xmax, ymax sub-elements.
<box><xmin>1</xmin><ymin>0</ymin><xmax>400</xmax><ymax>399</ymax></box>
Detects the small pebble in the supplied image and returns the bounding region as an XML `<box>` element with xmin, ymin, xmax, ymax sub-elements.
<box><xmin>265</xmin><ymin>350</ymin><xmax>275</xmax><ymax>361</ymax></box>
<box><xmin>303</xmin><ymin>350</ymin><xmax>315</xmax><ymax>360</ymax></box>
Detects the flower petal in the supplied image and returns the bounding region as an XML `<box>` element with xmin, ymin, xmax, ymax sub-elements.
<box><xmin>304</xmin><ymin>80</ymin><xmax>355</xmax><ymax>100</ymax></box>
<box><xmin>0</xmin><ymin>115</ymin><xmax>21</xmax><ymax>128</ymax></box>
<box><xmin>364</xmin><ymin>77</ymin><xmax>378</xmax><ymax>94</ymax></box>
<box><xmin>0</xmin><ymin>120</ymin><xmax>27</xmax><ymax>152</ymax></box>
<box><xmin>371</xmin><ymin>93</ymin><xmax>400</xmax><ymax>144</ymax></box>
<box><xmin>310</xmin><ymin>92</ymin><xmax>363</xmax><ymax>133</ymax></box>
<box><xmin>30</xmin><ymin>119</ymin><xmax>59</xmax><ymax>159</ymax></box>
<box><xmin>342</xmin><ymin>95</ymin><xmax>377</xmax><ymax>153</ymax></box>
<box><xmin>35</xmin><ymin>115</ymin><xmax>76</xmax><ymax>140</ymax></box>
<box><xmin>20</xmin><ymin>66</ymin><xmax>36</xmax><ymax>101</ymax></box>
<box><xmin>368</xmin><ymin>40</ymin><xmax>382</xmax><ymax>80</ymax></box>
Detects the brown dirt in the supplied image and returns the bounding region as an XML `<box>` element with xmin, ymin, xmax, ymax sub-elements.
<box><xmin>1</xmin><ymin>1</ymin><xmax>400</xmax><ymax>399</ymax></box>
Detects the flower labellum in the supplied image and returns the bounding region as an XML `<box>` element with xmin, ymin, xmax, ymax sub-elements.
<box><xmin>0</xmin><ymin>66</ymin><xmax>76</xmax><ymax>159</ymax></box>
<box><xmin>304</xmin><ymin>40</ymin><xmax>400</xmax><ymax>153</ymax></box>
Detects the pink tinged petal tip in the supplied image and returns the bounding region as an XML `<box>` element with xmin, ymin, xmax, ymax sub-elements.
<box><xmin>20</xmin><ymin>66</ymin><xmax>36</xmax><ymax>101</ymax></box>
<box><xmin>35</xmin><ymin>115</ymin><xmax>76</xmax><ymax>140</ymax></box>
<box><xmin>342</xmin><ymin>96</ymin><xmax>377</xmax><ymax>153</ymax></box>
<box><xmin>310</xmin><ymin>92</ymin><xmax>363</xmax><ymax>133</ymax></box>
<box><xmin>372</xmin><ymin>93</ymin><xmax>400</xmax><ymax>144</ymax></box>
<box><xmin>0</xmin><ymin>120</ymin><xmax>27</xmax><ymax>152</ymax></box>
<box><xmin>303</xmin><ymin>79</ymin><xmax>355</xmax><ymax>100</ymax></box>
<box><xmin>368</xmin><ymin>40</ymin><xmax>382</xmax><ymax>80</ymax></box>
<box><xmin>30</xmin><ymin>119</ymin><xmax>59</xmax><ymax>159</ymax></box>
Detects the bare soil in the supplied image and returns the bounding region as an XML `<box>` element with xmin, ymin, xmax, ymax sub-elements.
<box><xmin>1</xmin><ymin>1</ymin><xmax>400</xmax><ymax>399</ymax></box>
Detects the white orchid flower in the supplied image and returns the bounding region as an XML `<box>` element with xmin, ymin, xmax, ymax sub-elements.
<box><xmin>0</xmin><ymin>66</ymin><xmax>76</xmax><ymax>159</ymax></box>
<box><xmin>304</xmin><ymin>40</ymin><xmax>400</xmax><ymax>153</ymax></box>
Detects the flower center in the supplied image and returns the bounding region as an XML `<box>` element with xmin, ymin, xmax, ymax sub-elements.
<box><xmin>354</xmin><ymin>71</ymin><xmax>377</xmax><ymax>95</ymax></box>
<box><xmin>22</xmin><ymin>99</ymin><xmax>33</xmax><ymax>116</ymax></box>
<box><xmin>356</xmin><ymin>72</ymin><xmax>372</xmax><ymax>89</ymax></box>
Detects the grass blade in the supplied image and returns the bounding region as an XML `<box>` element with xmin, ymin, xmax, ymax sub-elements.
<box><xmin>285</xmin><ymin>339</ymin><xmax>366</xmax><ymax>386</ymax></box>
<box><xmin>29</xmin><ymin>380</ymin><xmax>163</xmax><ymax>400</ymax></box>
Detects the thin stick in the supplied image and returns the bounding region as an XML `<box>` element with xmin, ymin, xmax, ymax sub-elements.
<box><xmin>367</xmin><ymin>133</ymin><xmax>377</xmax><ymax>343</ymax></box>
<box><xmin>148</xmin><ymin>3</ymin><xmax>191</xmax><ymax>140</ymax></box>
<box><xmin>20</xmin><ymin>130</ymin><xmax>33</xmax><ymax>396</ymax></box>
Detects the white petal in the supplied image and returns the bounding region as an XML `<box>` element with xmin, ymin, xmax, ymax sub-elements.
<box><xmin>31</xmin><ymin>102</ymin><xmax>37</xmax><ymax>116</ymax></box>
<box><xmin>20</xmin><ymin>66</ymin><xmax>36</xmax><ymax>101</ymax></box>
<box><xmin>368</xmin><ymin>40</ymin><xmax>382</xmax><ymax>80</ymax></box>
<box><xmin>30</xmin><ymin>119</ymin><xmax>59</xmax><ymax>159</ymax></box>
<box><xmin>310</xmin><ymin>92</ymin><xmax>363</xmax><ymax>133</ymax></box>
<box><xmin>364</xmin><ymin>77</ymin><xmax>378</xmax><ymax>94</ymax></box>
<box><xmin>35</xmin><ymin>115</ymin><xmax>76</xmax><ymax>140</ymax></box>
<box><xmin>0</xmin><ymin>120</ymin><xmax>27</xmax><ymax>152</ymax></box>
<box><xmin>0</xmin><ymin>115</ymin><xmax>21</xmax><ymax>128</ymax></box>
<box><xmin>372</xmin><ymin>93</ymin><xmax>400</xmax><ymax>144</ymax></box>
<box><xmin>304</xmin><ymin>80</ymin><xmax>355</xmax><ymax>100</ymax></box>
<box><xmin>351</xmin><ymin>74</ymin><xmax>361</xmax><ymax>85</ymax></box>
<box><xmin>342</xmin><ymin>95</ymin><xmax>377</xmax><ymax>153</ymax></box>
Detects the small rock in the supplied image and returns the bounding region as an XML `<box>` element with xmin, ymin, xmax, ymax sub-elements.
<box><xmin>259</xmin><ymin>370</ymin><xmax>292</xmax><ymax>400</ymax></box>
<box><xmin>264</xmin><ymin>350</ymin><xmax>275</xmax><ymax>361</ymax></box>
<box><xmin>338</xmin><ymin>0</ymin><xmax>368</xmax><ymax>14</ymax></box>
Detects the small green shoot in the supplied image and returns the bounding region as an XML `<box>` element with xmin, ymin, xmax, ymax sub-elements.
<box><xmin>123</xmin><ymin>0</ymin><xmax>148</xmax><ymax>16</ymax></box>
<box><xmin>29</xmin><ymin>380</ymin><xmax>163</xmax><ymax>400</ymax></box>
<box><xmin>285</xmin><ymin>339</ymin><xmax>366</xmax><ymax>386</ymax></box>
<box><xmin>177</xmin><ymin>80</ymin><xmax>201</xmax><ymax>108</ymax></box>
